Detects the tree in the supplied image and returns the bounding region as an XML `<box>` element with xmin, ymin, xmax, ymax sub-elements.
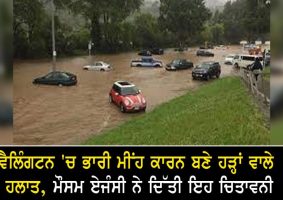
<box><xmin>133</xmin><ymin>13</ymin><xmax>164</xmax><ymax>48</ymax></box>
<box><xmin>14</xmin><ymin>0</ymin><xmax>48</xmax><ymax>58</ymax></box>
<box><xmin>64</xmin><ymin>0</ymin><xmax>144</xmax><ymax>52</ymax></box>
<box><xmin>159</xmin><ymin>0</ymin><xmax>211</xmax><ymax>47</ymax></box>
<box><xmin>220</xmin><ymin>0</ymin><xmax>270</xmax><ymax>43</ymax></box>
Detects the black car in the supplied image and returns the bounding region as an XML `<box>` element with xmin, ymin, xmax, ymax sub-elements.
<box><xmin>196</xmin><ymin>50</ymin><xmax>214</xmax><ymax>57</ymax></box>
<box><xmin>150</xmin><ymin>48</ymin><xmax>164</xmax><ymax>55</ymax></box>
<box><xmin>166</xmin><ymin>59</ymin><xmax>194</xmax><ymax>71</ymax></box>
<box><xmin>138</xmin><ymin>50</ymin><xmax>152</xmax><ymax>56</ymax></box>
<box><xmin>192</xmin><ymin>62</ymin><xmax>221</xmax><ymax>80</ymax></box>
<box><xmin>33</xmin><ymin>71</ymin><xmax>77</xmax><ymax>86</ymax></box>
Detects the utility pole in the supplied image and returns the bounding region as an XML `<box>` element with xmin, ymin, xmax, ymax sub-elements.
<box><xmin>51</xmin><ymin>0</ymin><xmax>56</xmax><ymax>72</ymax></box>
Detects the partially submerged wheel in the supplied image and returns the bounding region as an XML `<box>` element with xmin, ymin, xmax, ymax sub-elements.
<box><xmin>109</xmin><ymin>95</ymin><xmax>113</xmax><ymax>103</ymax></box>
<box><xmin>120</xmin><ymin>104</ymin><xmax>126</xmax><ymax>113</ymax></box>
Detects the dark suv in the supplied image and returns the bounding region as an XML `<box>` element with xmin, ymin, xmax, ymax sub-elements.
<box><xmin>196</xmin><ymin>50</ymin><xmax>214</xmax><ymax>57</ymax></box>
<box><xmin>192</xmin><ymin>62</ymin><xmax>221</xmax><ymax>81</ymax></box>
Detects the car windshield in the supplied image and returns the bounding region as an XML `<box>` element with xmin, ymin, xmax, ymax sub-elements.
<box><xmin>172</xmin><ymin>60</ymin><xmax>180</xmax><ymax>64</ymax></box>
<box><xmin>121</xmin><ymin>86</ymin><xmax>139</xmax><ymax>96</ymax></box>
<box><xmin>197</xmin><ymin>63</ymin><xmax>211</xmax><ymax>69</ymax></box>
<box><xmin>227</xmin><ymin>55</ymin><xmax>235</xmax><ymax>58</ymax></box>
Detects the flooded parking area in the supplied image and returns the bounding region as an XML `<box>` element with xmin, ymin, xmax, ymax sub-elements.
<box><xmin>13</xmin><ymin>46</ymin><xmax>242</xmax><ymax>145</ymax></box>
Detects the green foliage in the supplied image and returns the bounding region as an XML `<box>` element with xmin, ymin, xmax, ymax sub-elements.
<box><xmin>13</xmin><ymin>0</ymin><xmax>270</xmax><ymax>58</ymax></box>
<box><xmin>133</xmin><ymin>13</ymin><xmax>164</xmax><ymax>48</ymax></box>
<box><xmin>159</xmin><ymin>0</ymin><xmax>211</xmax><ymax>47</ymax></box>
<box><xmin>220</xmin><ymin>0</ymin><xmax>270</xmax><ymax>43</ymax></box>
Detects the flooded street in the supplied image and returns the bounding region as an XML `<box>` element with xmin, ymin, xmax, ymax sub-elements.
<box><xmin>13</xmin><ymin>46</ymin><xmax>242</xmax><ymax>145</ymax></box>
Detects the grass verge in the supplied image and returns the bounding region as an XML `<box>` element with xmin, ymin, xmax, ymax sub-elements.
<box><xmin>271</xmin><ymin>120</ymin><xmax>283</xmax><ymax>144</ymax></box>
<box><xmin>85</xmin><ymin>77</ymin><xmax>269</xmax><ymax>145</ymax></box>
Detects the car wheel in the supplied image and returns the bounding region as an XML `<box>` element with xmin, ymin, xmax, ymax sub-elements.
<box><xmin>206</xmin><ymin>75</ymin><xmax>210</xmax><ymax>81</ymax></box>
<box><xmin>216</xmin><ymin>72</ymin><xmax>220</xmax><ymax>79</ymax></box>
<box><xmin>234</xmin><ymin>63</ymin><xmax>239</xmax><ymax>68</ymax></box>
<box><xmin>120</xmin><ymin>104</ymin><xmax>126</xmax><ymax>113</ymax></box>
<box><xmin>109</xmin><ymin>95</ymin><xmax>113</xmax><ymax>103</ymax></box>
<box><xmin>141</xmin><ymin>108</ymin><xmax>146</xmax><ymax>112</ymax></box>
<box><xmin>100</xmin><ymin>69</ymin><xmax>105</xmax><ymax>72</ymax></box>
<box><xmin>137</xmin><ymin>65</ymin><xmax>142</xmax><ymax>67</ymax></box>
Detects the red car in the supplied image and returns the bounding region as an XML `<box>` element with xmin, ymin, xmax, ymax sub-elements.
<box><xmin>109</xmin><ymin>81</ymin><xmax>147</xmax><ymax>113</ymax></box>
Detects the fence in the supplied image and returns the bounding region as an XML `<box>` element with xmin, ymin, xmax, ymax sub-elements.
<box><xmin>240</xmin><ymin>68</ymin><xmax>270</xmax><ymax>105</ymax></box>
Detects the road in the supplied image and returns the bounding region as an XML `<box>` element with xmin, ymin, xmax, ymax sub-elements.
<box><xmin>13</xmin><ymin>46</ymin><xmax>242</xmax><ymax>145</ymax></box>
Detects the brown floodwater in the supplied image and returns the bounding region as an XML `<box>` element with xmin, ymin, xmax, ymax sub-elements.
<box><xmin>13</xmin><ymin>46</ymin><xmax>242</xmax><ymax>145</ymax></box>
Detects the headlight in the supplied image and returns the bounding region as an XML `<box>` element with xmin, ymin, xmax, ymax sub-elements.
<box><xmin>124</xmin><ymin>99</ymin><xmax>130</xmax><ymax>106</ymax></box>
<box><xmin>142</xmin><ymin>98</ymin><xmax>146</xmax><ymax>104</ymax></box>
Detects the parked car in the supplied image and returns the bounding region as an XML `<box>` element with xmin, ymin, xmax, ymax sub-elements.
<box><xmin>166</xmin><ymin>59</ymin><xmax>194</xmax><ymax>71</ymax></box>
<box><xmin>33</xmin><ymin>71</ymin><xmax>77</xmax><ymax>86</ymax></box>
<box><xmin>192</xmin><ymin>62</ymin><xmax>221</xmax><ymax>80</ymax></box>
<box><xmin>109</xmin><ymin>81</ymin><xmax>147</xmax><ymax>113</ymax></box>
<box><xmin>224</xmin><ymin>54</ymin><xmax>236</xmax><ymax>65</ymax></box>
<box><xmin>83</xmin><ymin>61</ymin><xmax>111</xmax><ymax>71</ymax></box>
<box><xmin>232</xmin><ymin>54</ymin><xmax>263</xmax><ymax>68</ymax></box>
<box><xmin>131</xmin><ymin>57</ymin><xmax>163</xmax><ymax>68</ymax></box>
<box><xmin>196</xmin><ymin>50</ymin><xmax>214</xmax><ymax>57</ymax></box>
<box><xmin>138</xmin><ymin>50</ymin><xmax>152</xmax><ymax>56</ymax></box>
<box><xmin>150</xmin><ymin>48</ymin><xmax>164</xmax><ymax>55</ymax></box>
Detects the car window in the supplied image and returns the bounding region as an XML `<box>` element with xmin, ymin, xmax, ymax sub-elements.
<box><xmin>234</xmin><ymin>55</ymin><xmax>239</xmax><ymax>59</ymax></box>
<box><xmin>96</xmin><ymin>63</ymin><xmax>103</xmax><ymax>66</ymax></box>
<box><xmin>121</xmin><ymin>86</ymin><xmax>139</xmax><ymax>96</ymax></box>
<box><xmin>59</xmin><ymin>73</ymin><xmax>70</xmax><ymax>80</ymax></box>
<box><xmin>45</xmin><ymin>73</ymin><xmax>54</xmax><ymax>79</ymax></box>
<box><xmin>243</xmin><ymin>56</ymin><xmax>256</xmax><ymax>61</ymax></box>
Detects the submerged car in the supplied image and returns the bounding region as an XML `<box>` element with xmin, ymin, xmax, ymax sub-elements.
<box><xmin>138</xmin><ymin>50</ymin><xmax>152</xmax><ymax>56</ymax></box>
<box><xmin>109</xmin><ymin>81</ymin><xmax>147</xmax><ymax>113</ymax></box>
<box><xmin>33</xmin><ymin>71</ymin><xmax>77</xmax><ymax>86</ymax></box>
<box><xmin>83</xmin><ymin>61</ymin><xmax>111</xmax><ymax>71</ymax></box>
<box><xmin>166</xmin><ymin>59</ymin><xmax>194</xmax><ymax>71</ymax></box>
<box><xmin>131</xmin><ymin>57</ymin><xmax>163</xmax><ymax>68</ymax></box>
<box><xmin>192</xmin><ymin>62</ymin><xmax>221</xmax><ymax>80</ymax></box>
<box><xmin>225</xmin><ymin>54</ymin><xmax>236</xmax><ymax>65</ymax></box>
<box><xmin>196</xmin><ymin>50</ymin><xmax>214</xmax><ymax>57</ymax></box>
<box><xmin>150</xmin><ymin>48</ymin><xmax>164</xmax><ymax>55</ymax></box>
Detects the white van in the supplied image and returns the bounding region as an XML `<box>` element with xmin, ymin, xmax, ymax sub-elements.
<box><xmin>232</xmin><ymin>54</ymin><xmax>263</xmax><ymax>68</ymax></box>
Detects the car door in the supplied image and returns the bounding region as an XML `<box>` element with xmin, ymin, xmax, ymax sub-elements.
<box><xmin>95</xmin><ymin>63</ymin><xmax>102</xmax><ymax>71</ymax></box>
<box><xmin>42</xmin><ymin>73</ymin><xmax>53</xmax><ymax>84</ymax></box>
<box><xmin>111</xmin><ymin>85</ymin><xmax>119</xmax><ymax>104</ymax></box>
<box><xmin>208</xmin><ymin>66</ymin><xmax>214</xmax><ymax>76</ymax></box>
<box><xmin>183</xmin><ymin>60</ymin><xmax>190</xmax><ymax>69</ymax></box>
<box><xmin>179</xmin><ymin>60</ymin><xmax>185</xmax><ymax>69</ymax></box>
<box><xmin>45</xmin><ymin>72</ymin><xmax>58</xmax><ymax>85</ymax></box>
<box><xmin>50</xmin><ymin>73</ymin><xmax>60</xmax><ymax>85</ymax></box>
<box><xmin>212</xmin><ymin>64</ymin><xmax>218</xmax><ymax>76</ymax></box>
<box><xmin>144</xmin><ymin>58</ymin><xmax>152</xmax><ymax>67</ymax></box>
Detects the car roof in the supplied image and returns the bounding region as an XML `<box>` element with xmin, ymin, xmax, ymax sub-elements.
<box><xmin>239</xmin><ymin>54</ymin><xmax>263</xmax><ymax>57</ymax></box>
<box><xmin>202</xmin><ymin>61</ymin><xmax>219</xmax><ymax>65</ymax></box>
<box><xmin>114</xmin><ymin>81</ymin><xmax>135</xmax><ymax>88</ymax></box>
